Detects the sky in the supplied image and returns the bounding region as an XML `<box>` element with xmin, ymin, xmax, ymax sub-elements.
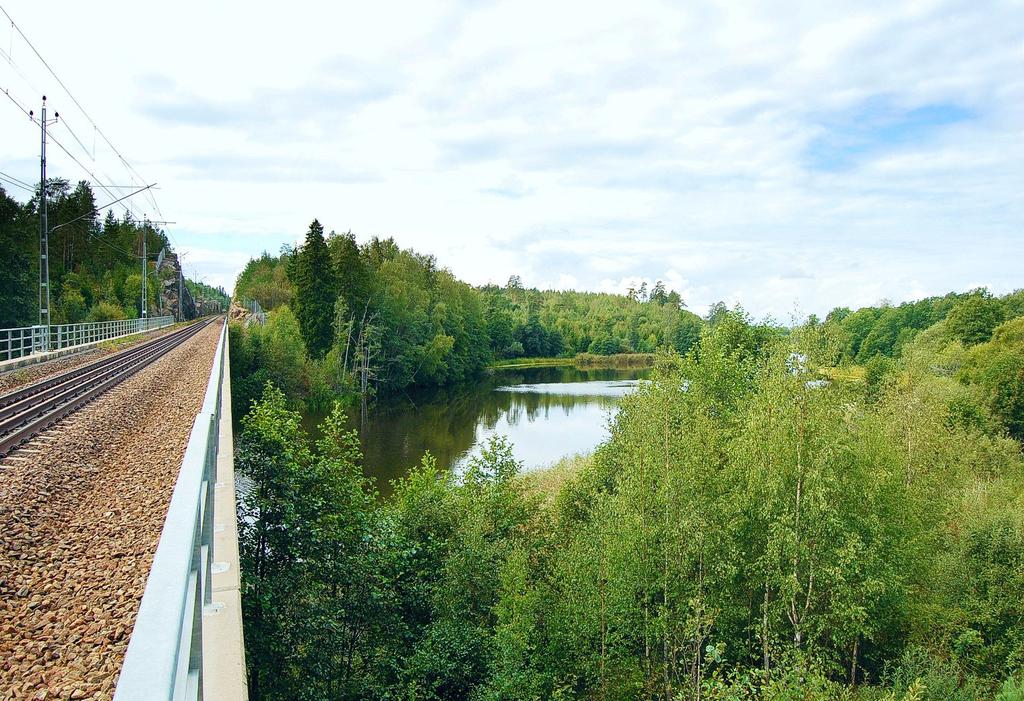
<box><xmin>0</xmin><ymin>0</ymin><xmax>1021</xmax><ymax>318</ymax></box>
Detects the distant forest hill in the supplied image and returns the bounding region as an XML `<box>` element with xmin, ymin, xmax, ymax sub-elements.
<box><xmin>0</xmin><ymin>181</ymin><xmax>228</xmax><ymax>328</ymax></box>
<box><xmin>230</xmin><ymin>219</ymin><xmax>1023</xmax><ymax>409</ymax></box>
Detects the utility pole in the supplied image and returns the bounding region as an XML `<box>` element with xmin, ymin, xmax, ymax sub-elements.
<box><xmin>30</xmin><ymin>96</ymin><xmax>58</xmax><ymax>335</ymax></box>
<box><xmin>141</xmin><ymin>222</ymin><xmax>148</xmax><ymax>322</ymax></box>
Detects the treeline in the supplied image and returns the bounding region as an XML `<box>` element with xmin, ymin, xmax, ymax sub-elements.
<box><xmin>479</xmin><ymin>278</ymin><xmax>703</xmax><ymax>358</ymax></box>
<box><xmin>232</xmin><ymin>222</ymin><xmax>490</xmax><ymax>411</ymax></box>
<box><xmin>236</xmin><ymin>305</ymin><xmax>1024</xmax><ymax>700</ymax></box>
<box><xmin>1</xmin><ymin>181</ymin><xmax>180</xmax><ymax>326</ymax></box>
<box><xmin>231</xmin><ymin>221</ymin><xmax>703</xmax><ymax>406</ymax></box>
<box><xmin>819</xmin><ymin>288</ymin><xmax>1024</xmax><ymax>364</ymax></box>
<box><xmin>184</xmin><ymin>278</ymin><xmax>230</xmax><ymax>308</ymax></box>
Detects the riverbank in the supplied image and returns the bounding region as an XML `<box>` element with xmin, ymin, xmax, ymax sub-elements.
<box><xmin>574</xmin><ymin>352</ymin><xmax>656</xmax><ymax>368</ymax></box>
<box><xmin>518</xmin><ymin>453</ymin><xmax>593</xmax><ymax>505</ymax></box>
<box><xmin>488</xmin><ymin>357</ymin><xmax>570</xmax><ymax>369</ymax></box>
<box><xmin>489</xmin><ymin>352</ymin><xmax>656</xmax><ymax>371</ymax></box>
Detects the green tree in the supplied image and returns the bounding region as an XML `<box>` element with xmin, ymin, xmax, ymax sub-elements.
<box><xmin>960</xmin><ymin>317</ymin><xmax>1024</xmax><ymax>439</ymax></box>
<box><xmin>237</xmin><ymin>384</ymin><xmax>389</xmax><ymax>700</ymax></box>
<box><xmin>947</xmin><ymin>290</ymin><xmax>1005</xmax><ymax>347</ymax></box>
<box><xmin>327</xmin><ymin>231</ymin><xmax>371</xmax><ymax>317</ymax></box>
<box><xmin>88</xmin><ymin>300</ymin><xmax>126</xmax><ymax>321</ymax></box>
<box><xmin>235</xmin><ymin>250</ymin><xmax>294</xmax><ymax>310</ymax></box>
<box><xmin>59</xmin><ymin>283</ymin><xmax>87</xmax><ymax>323</ymax></box>
<box><xmin>290</xmin><ymin>219</ymin><xmax>337</xmax><ymax>359</ymax></box>
<box><xmin>0</xmin><ymin>185</ymin><xmax>35</xmax><ymax>327</ymax></box>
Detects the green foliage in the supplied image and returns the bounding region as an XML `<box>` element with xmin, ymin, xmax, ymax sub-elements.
<box><xmin>184</xmin><ymin>277</ymin><xmax>229</xmax><ymax>307</ymax></box>
<box><xmin>481</xmin><ymin>280</ymin><xmax>703</xmax><ymax>359</ymax></box>
<box><xmin>59</xmin><ymin>279</ymin><xmax>87</xmax><ymax>323</ymax></box>
<box><xmin>237</xmin><ymin>305</ymin><xmax>1024</xmax><ymax>701</ymax></box>
<box><xmin>232</xmin><ymin>242</ymin><xmax>1024</xmax><ymax>701</ymax></box>
<box><xmin>238</xmin><ymin>384</ymin><xmax>545</xmax><ymax>700</ymax></box>
<box><xmin>946</xmin><ymin>290</ymin><xmax>1006</xmax><ymax>347</ymax></box>
<box><xmin>0</xmin><ymin>179</ymin><xmax>189</xmax><ymax>327</ymax></box>
<box><xmin>0</xmin><ymin>185</ymin><xmax>35</xmax><ymax>326</ymax></box>
<box><xmin>122</xmin><ymin>273</ymin><xmax>144</xmax><ymax>317</ymax></box>
<box><xmin>237</xmin><ymin>384</ymin><xmax>385</xmax><ymax>700</ymax></box>
<box><xmin>87</xmin><ymin>300</ymin><xmax>126</xmax><ymax>321</ymax></box>
<box><xmin>229</xmin><ymin>307</ymin><xmax>308</xmax><ymax>416</ymax></box>
<box><xmin>328</xmin><ymin>231</ymin><xmax>372</xmax><ymax>318</ymax></box>
<box><xmin>823</xmin><ymin>289</ymin><xmax>1022</xmax><ymax>365</ymax></box>
<box><xmin>289</xmin><ymin>220</ymin><xmax>337</xmax><ymax>359</ymax></box>
<box><xmin>234</xmin><ymin>249</ymin><xmax>294</xmax><ymax>310</ymax></box>
<box><xmin>959</xmin><ymin>317</ymin><xmax>1024</xmax><ymax>439</ymax></box>
<box><xmin>234</xmin><ymin>237</ymin><xmax>703</xmax><ymax>401</ymax></box>
<box><xmin>996</xmin><ymin>676</ymin><xmax>1024</xmax><ymax>701</ymax></box>
<box><xmin>883</xmin><ymin>647</ymin><xmax>985</xmax><ymax>701</ymax></box>
<box><xmin>864</xmin><ymin>355</ymin><xmax>892</xmax><ymax>402</ymax></box>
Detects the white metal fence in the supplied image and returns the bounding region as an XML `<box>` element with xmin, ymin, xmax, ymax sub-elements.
<box><xmin>114</xmin><ymin>319</ymin><xmax>227</xmax><ymax>701</ymax></box>
<box><xmin>0</xmin><ymin>316</ymin><xmax>174</xmax><ymax>362</ymax></box>
<box><xmin>239</xmin><ymin>297</ymin><xmax>266</xmax><ymax>326</ymax></box>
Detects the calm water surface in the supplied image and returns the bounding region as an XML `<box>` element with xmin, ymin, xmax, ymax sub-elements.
<box><xmin>304</xmin><ymin>365</ymin><xmax>649</xmax><ymax>493</ymax></box>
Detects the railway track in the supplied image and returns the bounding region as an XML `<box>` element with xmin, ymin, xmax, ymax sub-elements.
<box><xmin>0</xmin><ymin>316</ymin><xmax>221</xmax><ymax>457</ymax></box>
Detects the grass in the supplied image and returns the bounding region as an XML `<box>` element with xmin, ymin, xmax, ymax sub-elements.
<box><xmin>489</xmin><ymin>357</ymin><xmax>572</xmax><ymax>369</ymax></box>
<box><xmin>518</xmin><ymin>453</ymin><xmax>593</xmax><ymax>506</ymax></box>
<box><xmin>574</xmin><ymin>352</ymin><xmax>656</xmax><ymax>368</ymax></box>
<box><xmin>819</xmin><ymin>365</ymin><xmax>866</xmax><ymax>383</ymax></box>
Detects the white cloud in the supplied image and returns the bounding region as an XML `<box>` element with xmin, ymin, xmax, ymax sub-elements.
<box><xmin>0</xmin><ymin>0</ymin><xmax>1019</xmax><ymax>315</ymax></box>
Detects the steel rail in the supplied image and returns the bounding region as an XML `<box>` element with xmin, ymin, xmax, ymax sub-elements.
<box><xmin>0</xmin><ymin>323</ymin><xmax>206</xmax><ymax>434</ymax></box>
<box><xmin>0</xmin><ymin>317</ymin><xmax>220</xmax><ymax>457</ymax></box>
<box><xmin>0</xmin><ymin>319</ymin><xmax>206</xmax><ymax>414</ymax></box>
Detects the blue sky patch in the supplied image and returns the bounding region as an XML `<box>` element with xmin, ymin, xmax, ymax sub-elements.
<box><xmin>804</xmin><ymin>97</ymin><xmax>975</xmax><ymax>171</ymax></box>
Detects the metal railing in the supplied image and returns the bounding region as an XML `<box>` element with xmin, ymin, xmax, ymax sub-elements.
<box><xmin>239</xmin><ymin>297</ymin><xmax>266</xmax><ymax>326</ymax></box>
<box><xmin>114</xmin><ymin>319</ymin><xmax>227</xmax><ymax>701</ymax></box>
<box><xmin>0</xmin><ymin>315</ymin><xmax>175</xmax><ymax>362</ymax></box>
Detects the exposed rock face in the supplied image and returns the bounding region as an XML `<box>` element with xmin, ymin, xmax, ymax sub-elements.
<box><xmin>227</xmin><ymin>301</ymin><xmax>265</xmax><ymax>327</ymax></box>
<box><xmin>156</xmin><ymin>251</ymin><xmax>196</xmax><ymax>321</ymax></box>
<box><xmin>228</xmin><ymin>302</ymin><xmax>249</xmax><ymax>323</ymax></box>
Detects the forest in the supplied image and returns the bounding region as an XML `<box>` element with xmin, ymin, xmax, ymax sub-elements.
<box><xmin>0</xmin><ymin>181</ymin><xmax>228</xmax><ymax>328</ymax></box>
<box><xmin>229</xmin><ymin>220</ymin><xmax>704</xmax><ymax>414</ymax></box>
<box><xmin>230</xmin><ymin>221</ymin><xmax>1024</xmax><ymax>701</ymax></box>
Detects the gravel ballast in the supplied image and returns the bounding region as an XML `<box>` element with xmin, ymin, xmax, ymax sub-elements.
<box><xmin>0</xmin><ymin>321</ymin><xmax>222</xmax><ymax>700</ymax></box>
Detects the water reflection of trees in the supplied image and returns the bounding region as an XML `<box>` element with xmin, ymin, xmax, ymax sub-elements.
<box><xmin>336</xmin><ymin>366</ymin><xmax>648</xmax><ymax>495</ymax></box>
<box><xmin>478</xmin><ymin>391</ymin><xmax>620</xmax><ymax>430</ymax></box>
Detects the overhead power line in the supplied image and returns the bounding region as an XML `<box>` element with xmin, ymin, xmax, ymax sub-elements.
<box><xmin>51</xmin><ymin>112</ymin><xmax>149</xmax><ymax>220</ymax></box>
<box><xmin>1</xmin><ymin>83</ymin><xmax>32</xmax><ymax>118</ymax></box>
<box><xmin>44</xmin><ymin>125</ymin><xmax>139</xmax><ymax>219</ymax></box>
<box><xmin>86</xmin><ymin>229</ymin><xmax>140</xmax><ymax>260</ymax></box>
<box><xmin>4</xmin><ymin>89</ymin><xmax>150</xmax><ymax>221</ymax></box>
<box><xmin>51</xmin><ymin>182</ymin><xmax>156</xmax><ymax>233</ymax></box>
<box><xmin>0</xmin><ymin>174</ymin><xmax>32</xmax><ymax>193</ymax></box>
<box><xmin>0</xmin><ymin>4</ymin><xmax>162</xmax><ymax>217</ymax></box>
<box><xmin>61</xmin><ymin>117</ymin><xmax>93</xmax><ymax>161</ymax></box>
<box><xmin>0</xmin><ymin>169</ymin><xmax>32</xmax><ymax>192</ymax></box>
<box><xmin>0</xmin><ymin>38</ymin><xmax>42</xmax><ymax>97</ymax></box>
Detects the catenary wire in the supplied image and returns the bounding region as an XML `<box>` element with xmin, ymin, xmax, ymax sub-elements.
<box><xmin>0</xmin><ymin>5</ymin><xmax>162</xmax><ymax>219</ymax></box>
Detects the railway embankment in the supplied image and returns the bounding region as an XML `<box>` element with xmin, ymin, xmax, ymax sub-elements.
<box><xmin>0</xmin><ymin>320</ymin><xmax>221</xmax><ymax>700</ymax></box>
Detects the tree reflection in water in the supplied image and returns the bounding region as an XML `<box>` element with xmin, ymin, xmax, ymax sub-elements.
<box><xmin>303</xmin><ymin>365</ymin><xmax>649</xmax><ymax>496</ymax></box>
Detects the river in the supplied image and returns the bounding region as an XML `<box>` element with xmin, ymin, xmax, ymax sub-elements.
<box><xmin>303</xmin><ymin>364</ymin><xmax>650</xmax><ymax>494</ymax></box>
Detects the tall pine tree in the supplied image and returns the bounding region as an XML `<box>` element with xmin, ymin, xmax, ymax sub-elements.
<box><xmin>0</xmin><ymin>185</ymin><xmax>35</xmax><ymax>327</ymax></box>
<box><xmin>291</xmin><ymin>219</ymin><xmax>336</xmax><ymax>359</ymax></box>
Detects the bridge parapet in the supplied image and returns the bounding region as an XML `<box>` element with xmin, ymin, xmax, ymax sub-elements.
<box><xmin>113</xmin><ymin>319</ymin><xmax>247</xmax><ymax>700</ymax></box>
